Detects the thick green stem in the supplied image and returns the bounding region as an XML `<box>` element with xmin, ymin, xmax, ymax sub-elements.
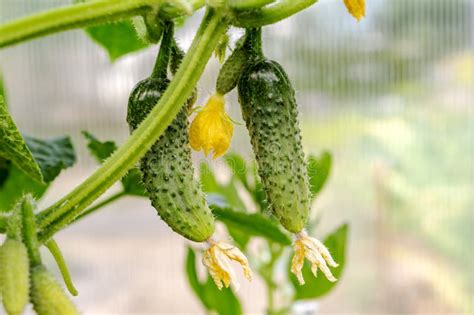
<box><xmin>151</xmin><ymin>21</ymin><xmax>174</xmax><ymax>79</ymax></box>
<box><xmin>0</xmin><ymin>0</ymin><xmax>205</xmax><ymax>49</ymax></box>
<box><xmin>244</xmin><ymin>27</ymin><xmax>263</xmax><ymax>59</ymax></box>
<box><xmin>232</xmin><ymin>0</ymin><xmax>318</xmax><ymax>27</ymax></box>
<box><xmin>229</xmin><ymin>0</ymin><xmax>275</xmax><ymax>10</ymax></box>
<box><xmin>37</xmin><ymin>8</ymin><xmax>227</xmax><ymax>243</ymax></box>
<box><xmin>45</xmin><ymin>239</ymin><xmax>78</xmax><ymax>296</ymax></box>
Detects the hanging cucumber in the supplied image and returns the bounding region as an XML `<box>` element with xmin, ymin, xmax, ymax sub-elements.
<box><xmin>127</xmin><ymin>22</ymin><xmax>251</xmax><ymax>289</ymax></box>
<box><xmin>237</xmin><ymin>28</ymin><xmax>337</xmax><ymax>285</ymax></box>
<box><xmin>0</xmin><ymin>202</ymin><xmax>29</xmax><ymax>315</ymax></box>
<box><xmin>127</xmin><ymin>22</ymin><xmax>214</xmax><ymax>242</ymax></box>
<box><xmin>215</xmin><ymin>35</ymin><xmax>248</xmax><ymax>95</ymax></box>
<box><xmin>189</xmin><ymin>32</ymin><xmax>257</xmax><ymax>159</ymax></box>
<box><xmin>15</xmin><ymin>195</ymin><xmax>78</xmax><ymax>315</ymax></box>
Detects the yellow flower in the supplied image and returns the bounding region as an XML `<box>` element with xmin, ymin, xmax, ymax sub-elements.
<box><xmin>343</xmin><ymin>0</ymin><xmax>365</xmax><ymax>21</ymax></box>
<box><xmin>189</xmin><ymin>93</ymin><xmax>233</xmax><ymax>158</ymax></box>
<box><xmin>291</xmin><ymin>230</ymin><xmax>338</xmax><ymax>285</ymax></box>
<box><xmin>202</xmin><ymin>239</ymin><xmax>252</xmax><ymax>290</ymax></box>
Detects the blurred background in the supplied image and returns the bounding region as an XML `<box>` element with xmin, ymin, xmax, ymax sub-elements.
<box><xmin>0</xmin><ymin>0</ymin><xmax>473</xmax><ymax>313</ymax></box>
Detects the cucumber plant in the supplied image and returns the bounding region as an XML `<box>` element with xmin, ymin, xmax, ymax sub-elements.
<box><xmin>0</xmin><ymin>0</ymin><xmax>363</xmax><ymax>313</ymax></box>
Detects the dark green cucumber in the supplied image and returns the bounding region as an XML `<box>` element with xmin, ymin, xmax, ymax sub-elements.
<box><xmin>127</xmin><ymin>24</ymin><xmax>214</xmax><ymax>242</ymax></box>
<box><xmin>238</xmin><ymin>57</ymin><xmax>310</xmax><ymax>233</ymax></box>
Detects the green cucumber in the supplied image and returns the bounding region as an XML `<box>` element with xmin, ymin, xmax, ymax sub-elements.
<box><xmin>237</xmin><ymin>29</ymin><xmax>310</xmax><ymax>233</ymax></box>
<box><xmin>0</xmin><ymin>239</ymin><xmax>29</xmax><ymax>315</ymax></box>
<box><xmin>215</xmin><ymin>29</ymin><xmax>261</xmax><ymax>95</ymax></box>
<box><xmin>30</xmin><ymin>266</ymin><xmax>78</xmax><ymax>315</ymax></box>
<box><xmin>127</xmin><ymin>23</ymin><xmax>214</xmax><ymax>242</ymax></box>
<box><xmin>0</xmin><ymin>198</ymin><xmax>30</xmax><ymax>315</ymax></box>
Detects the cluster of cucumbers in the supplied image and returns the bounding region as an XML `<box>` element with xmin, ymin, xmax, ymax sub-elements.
<box><xmin>128</xmin><ymin>25</ymin><xmax>311</xmax><ymax>243</ymax></box>
<box><xmin>0</xmin><ymin>196</ymin><xmax>78</xmax><ymax>315</ymax></box>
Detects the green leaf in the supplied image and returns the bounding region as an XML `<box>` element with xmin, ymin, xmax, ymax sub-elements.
<box><xmin>82</xmin><ymin>131</ymin><xmax>117</xmax><ymax>163</ymax></box>
<box><xmin>224</xmin><ymin>153</ymin><xmax>250</xmax><ymax>190</ymax></box>
<box><xmin>82</xmin><ymin>131</ymin><xmax>145</xmax><ymax>196</ymax></box>
<box><xmin>185</xmin><ymin>247</ymin><xmax>211</xmax><ymax>310</ymax></box>
<box><xmin>185</xmin><ymin>247</ymin><xmax>242</xmax><ymax>315</ymax></box>
<box><xmin>200</xmin><ymin>163</ymin><xmax>250</xmax><ymax>247</ymax></box>
<box><xmin>0</xmin><ymin>96</ymin><xmax>43</xmax><ymax>183</ymax></box>
<box><xmin>24</xmin><ymin>136</ymin><xmax>76</xmax><ymax>183</ymax></box>
<box><xmin>208</xmin><ymin>201</ymin><xmax>292</xmax><ymax>246</ymax></box>
<box><xmin>0</xmin><ymin>134</ymin><xmax>75</xmax><ymax>211</ymax></box>
<box><xmin>308</xmin><ymin>151</ymin><xmax>332</xmax><ymax>198</ymax></box>
<box><xmin>0</xmin><ymin>166</ymin><xmax>47</xmax><ymax>212</ymax></box>
<box><xmin>200</xmin><ymin>162</ymin><xmax>220</xmax><ymax>193</ymax></box>
<box><xmin>290</xmin><ymin>223</ymin><xmax>349</xmax><ymax>300</ymax></box>
<box><xmin>121</xmin><ymin>168</ymin><xmax>146</xmax><ymax>197</ymax></box>
<box><xmin>85</xmin><ymin>21</ymin><xmax>148</xmax><ymax>61</ymax></box>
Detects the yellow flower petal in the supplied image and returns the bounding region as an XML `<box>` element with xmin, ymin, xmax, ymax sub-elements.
<box><xmin>291</xmin><ymin>230</ymin><xmax>339</xmax><ymax>285</ymax></box>
<box><xmin>189</xmin><ymin>93</ymin><xmax>234</xmax><ymax>159</ymax></box>
<box><xmin>343</xmin><ymin>0</ymin><xmax>365</xmax><ymax>21</ymax></box>
<box><xmin>202</xmin><ymin>239</ymin><xmax>252</xmax><ymax>290</ymax></box>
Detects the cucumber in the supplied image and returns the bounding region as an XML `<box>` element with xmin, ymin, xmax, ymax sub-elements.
<box><xmin>216</xmin><ymin>36</ymin><xmax>247</xmax><ymax>95</ymax></box>
<box><xmin>237</xmin><ymin>32</ymin><xmax>310</xmax><ymax>233</ymax></box>
<box><xmin>215</xmin><ymin>28</ymin><xmax>261</xmax><ymax>95</ymax></box>
<box><xmin>127</xmin><ymin>23</ymin><xmax>214</xmax><ymax>242</ymax></box>
<box><xmin>0</xmin><ymin>198</ymin><xmax>30</xmax><ymax>315</ymax></box>
<box><xmin>0</xmin><ymin>239</ymin><xmax>29</xmax><ymax>315</ymax></box>
<box><xmin>30</xmin><ymin>266</ymin><xmax>78</xmax><ymax>315</ymax></box>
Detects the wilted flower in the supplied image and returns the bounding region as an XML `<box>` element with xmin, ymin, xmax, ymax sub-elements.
<box><xmin>202</xmin><ymin>239</ymin><xmax>252</xmax><ymax>290</ymax></box>
<box><xmin>343</xmin><ymin>0</ymin><xmax>365</xmax><ymax>21</ymax></box>
<box><xmin>189</xmin><ymin>93</ymin><xmax>233</xmax><ymax>158</ymax></box>
<box><xmin>291</xmin><ymin>230</ymin><xmax>338</xmax><ymax>285</ymax></box>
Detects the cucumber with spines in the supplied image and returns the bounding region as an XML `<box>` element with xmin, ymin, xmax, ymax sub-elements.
<box><xmin>0</xmin><ymin>199</ymin><xmax>30</xmax><ymax>315</ymax></box>
<box><xmin>0</xmin><ymin>239</ymin><xmax>29</xmax><ymax>315</ymax></box>
<box><xmin>127</xmin><ymin>23</ymin><xmax>214</xmax><ymax>242</ymax></box>
<box><xmin>215</xmin><ymin>29</ymin><xmax>261</xmax><ymax>95</ymax></box>
<box><xmin>237</xmin><ymin>29</ymin><xmax>310</xmax><ymax>233</ymax></box>
<box><xmin>30</xmin><ymin>266</ymin><xmax>78</xmax><ymax>315</ymax></box>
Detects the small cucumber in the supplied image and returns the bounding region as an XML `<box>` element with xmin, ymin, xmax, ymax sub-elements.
<box><xmin>0</xmin><ymin>239</ymin><xmax>29</xmax><ymax>315</ymax></box>
<box><xmin>30</xmin><ymin>266</ymin><xmax>78</xmax><ymax>315</ymax></box>
<box><xmin>215</xmin><ymin>29</ymin><xmax>261</xmax><ymax>95</ymax></box>
<box><xmin>127</xmin><ymin>23</ymin><xmax>214</xmax><ymax>242</ymax></box>
<box><xmin>238</xmin><ymin>35</ymin><xmax>310</xmax><ymax>233</ymax></box>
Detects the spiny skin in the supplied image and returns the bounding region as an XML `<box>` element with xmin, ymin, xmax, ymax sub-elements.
<box><xmin>238</xmin><ymin>59</ymin><xmax>310</xmax><ymax>233</ymax></box>
<box><xmin>30</xmin><ymin>266</ymin><xmax>78</xmax><ymax>315</ymax></box>
<box><xmin>127</xmin><ymin>78</ymin><xmax>214</xmax><ymax>242</ymax></box>
<box><xmin>0</xmin><ymin>239</ymin><xmax>29</xmax><ymax>315</ymax></box>
<box><xmin>216</xmin><ymin>40</ymin><xmax>248</xmax><ymax>95</ymax></box>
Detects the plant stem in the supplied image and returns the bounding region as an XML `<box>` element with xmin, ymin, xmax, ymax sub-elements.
<box><xmin>0</xmin><ymin>0</ymin><xmax>205</xmax><ymax>49</ymax></box>
<box><xmin>231</xmin><ymin>0</ymin><xmax>318</xmax><ymax>27</ymax></box>
<box><xmin>259</xmin><ymin>241</ymin><xmax>284</xmax><ymax>315</ymax></box>
<box><xmin>72</xmin><ymin>190</ymin><xmax>127</xmax><ymax>224</ymax></box>
<box><xmin>244</xmin><ymin>27</ymin><xmax>263</xmax><ymax>59</ymax></box>
<box><xmin>229</xmin><ymin>0</ymin><xmax>275</xmax><ymax>10</ymax></box>
<box><xmin>21</xmin><ymin>196</ymin><xmax>42</xmax><ymax>266</ymax></box>
<box><xmin>45</xmin><ymin>239</ymin><xmax>78</xmax><ymax>296</ymax></box>
<box><xmin>37</xmin><ymin>8</ymin><xmax>227</xmax><ymax>242</ymax></box>
<box><xmin>151</xmin><ymin>21</ymin><xmax>174</xmax><ymax>79</ymax></box>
